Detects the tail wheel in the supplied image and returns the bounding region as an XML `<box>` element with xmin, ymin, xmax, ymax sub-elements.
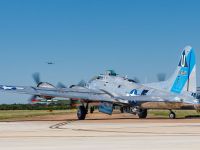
<box><xmin>169</xmin><ymin>111</ymin><xmax>176</xmax><ymax>119</ymax></box>
<box><xmin>138</xmin><ymin>109</ymin><xmax>148</xmax><ymax>119</ymax></box>
<box><xmin>77</xmin><ymin>106</ymin><xmax>87</xmax><ymax>120</ymax></box>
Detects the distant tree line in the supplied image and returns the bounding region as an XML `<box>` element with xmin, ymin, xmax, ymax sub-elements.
<box><xmin>0</xmin><ymin>103</ymin><xmax>73</xmax><ymax>110</ymax></box>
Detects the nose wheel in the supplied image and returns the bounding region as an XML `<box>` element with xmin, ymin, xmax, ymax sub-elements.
<box><xmin>169</xmin><ymin>111</ymin><xmax>176</xmax><ymax>119</ymax></box>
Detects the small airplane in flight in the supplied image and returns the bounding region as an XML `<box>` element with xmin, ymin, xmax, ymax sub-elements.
<box><xmin>46</xmin><ymin>62</ymin><xmax>55</xmax><ymax>65</ymax></box>
<box><xmin>0</xmin><ymin>46</ymin><xmax>199</xmax><ymax>120</ymax></box>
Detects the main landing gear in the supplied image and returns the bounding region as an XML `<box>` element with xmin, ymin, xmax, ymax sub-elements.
<box><xmin>77</xmin><ymin>103</ymin><xmax>96</xmax><ymax>120</ymax></box>
<box><xmin>137</xmin><ymin>109</ymin><xmax>148</xmax><ymax>119</ymax></box>
<box><xmin>77</xmin><ymin>105</ymin><xmax>87</xmax><ymax>120</ymax></box>
<box><xmin>90</xmin><ymin>106</ymin><xmax>95</xmax><ymax>114</ymax></box>
<box><xmin>169</xmin><ymin>110</ymin><xmax>176</xmax><ymax>119</ymax></box>
<box><xmin>119</xmin><ymin>107</ymin><xmax>148</xmax><ymax>119</ymax></box>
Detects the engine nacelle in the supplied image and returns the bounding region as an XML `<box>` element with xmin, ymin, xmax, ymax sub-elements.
<box><xmin>37</xmin><ymin>82</ymin><xmax>55</xmax><ymax>88</ymax></box>
<box><xmin>37</xmin><ymin>82</ymin><xmax>55</xmax><ymax>99</ymax></box>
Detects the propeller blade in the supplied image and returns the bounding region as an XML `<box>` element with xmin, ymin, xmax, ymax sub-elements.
<box><xmin>132</xmin><ymin>77</ymin><xmax>140</xmax><ymax>83</ymax></box>
<box><xmin>57</xmin><ymin>82</ymin><xmax>67</xmax><ymax>88</ymax></box>
<box><xmin>88</xmin><ymin>76</ymin><xmax>98</xmax><ymax>83</ymax></box>
<box><xmin>157</xmin><ymin>73</ymin><xmax>166</xmax><ymax>82</ymax></box>
<box><xmin>77</xmin><ymin>80</ymin><xmax>87</xmax><ymax>87</ymax></box>
<box><xmin>32</xmin><ymin>72</ymin><xmax>41</xmax><ymax>85</ymax></box>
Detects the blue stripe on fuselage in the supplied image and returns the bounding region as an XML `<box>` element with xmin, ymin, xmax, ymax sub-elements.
<box><xmin>170</xmin><ymin>49</ymin><xmax>195</xmax><ymax>94</ymax></box>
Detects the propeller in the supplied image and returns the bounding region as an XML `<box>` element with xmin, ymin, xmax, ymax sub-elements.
<box><xmin>32</xmin><ymin>72</ymin><xmax>41</xmax><ymax>85</ymax></box>
<box><xmin>132</xmin><ymin>77</ymin><xmax>140</xmax><ymax>83</ymax></box>
<box><xmin>77</xmin><ymin>80</ymin><xmax>87</xmax><ymax>87</ymax></box>
<box><xmin>30</xmin><ymin>72</ymin><xmax>67</xmax><ymax>104</ymax></box>
<box><xmin>88</xmin><ymin>76</ymin><xmax>98</xmax><ymax>83</ymax></box>
<box><xmin>157</xmin><ymin>73</ymin><xmax>167</xmax><ymax>82</ymax></box>
<box><xmin>28</xmin><ymin>72</ymin><xmax>41</xmax><ymax>103</ymax></box>
<box><xmin>57</xmin><ymin>82</ymin><xmax>67</xmax><ymax>88</ymax></box>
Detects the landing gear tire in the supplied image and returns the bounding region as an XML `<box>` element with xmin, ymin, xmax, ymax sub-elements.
<box><xmin>138</xmin><ymin>109</ymin><xmax>148</xmax><ymax>119</ymax></box>
<box><xmin>77</xmin><ymin>106</ymin><xmax>87</xmax><ymax>120</ymax></box>
<box><xmin>120</xmin><ymin>107</ymin><xmax>124</xmax><ymax>113</ymax></box>
<box><xmin>169</xmin><ymin>111</ymin><xmax>176</xmax><ymax>119</ymax></box>
<box><xmin>90</xmin><ymin>106</ymin><xmax>95</xmax><ymax>114</ymax></box>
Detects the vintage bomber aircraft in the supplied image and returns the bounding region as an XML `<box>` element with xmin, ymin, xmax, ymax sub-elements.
<box><xmin>0</xmin><ymin>46</ymin><xmax>200</xmax><ymax>120</ymax></box>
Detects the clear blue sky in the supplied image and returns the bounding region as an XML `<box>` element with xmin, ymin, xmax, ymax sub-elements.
<box><xmin>0</xmin><ymin>0</ymin><xmax>200</xmax><ymax>103</ymax></box>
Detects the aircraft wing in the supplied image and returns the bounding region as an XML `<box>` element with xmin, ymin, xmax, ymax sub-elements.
<box><xmin>0</xmin><ymin>85</ymin><xmax>197</xmax><ymax>105</ymax></box>
<box><xmin>0</xmin><ymin>85</ymin><xmax>116</xmax><ymax>103</ymax></box>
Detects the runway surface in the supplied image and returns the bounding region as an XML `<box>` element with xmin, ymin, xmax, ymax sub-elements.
<box><xmin>1</xmin><ymin>113</ymin><xmax>200</xmax><ymax>150</ymax></box>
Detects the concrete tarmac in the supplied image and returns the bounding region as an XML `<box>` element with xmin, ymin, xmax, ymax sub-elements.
<box><xmin>1</xmin><ymin>113</ymin><xmax>200</xmax><ymax>150</ymax></box>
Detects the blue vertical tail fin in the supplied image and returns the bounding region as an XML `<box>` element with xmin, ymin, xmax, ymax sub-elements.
<box><xmin>169</xmin><ymin>46</ymin><xmax>196</xmax><ymax>93</ymax></box>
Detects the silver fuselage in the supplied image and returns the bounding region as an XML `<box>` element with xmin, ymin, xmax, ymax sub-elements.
<box><xmin>88</xmin><ymin>74</ymin><xmax>199</xmax><ymax>110</ymax></box>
